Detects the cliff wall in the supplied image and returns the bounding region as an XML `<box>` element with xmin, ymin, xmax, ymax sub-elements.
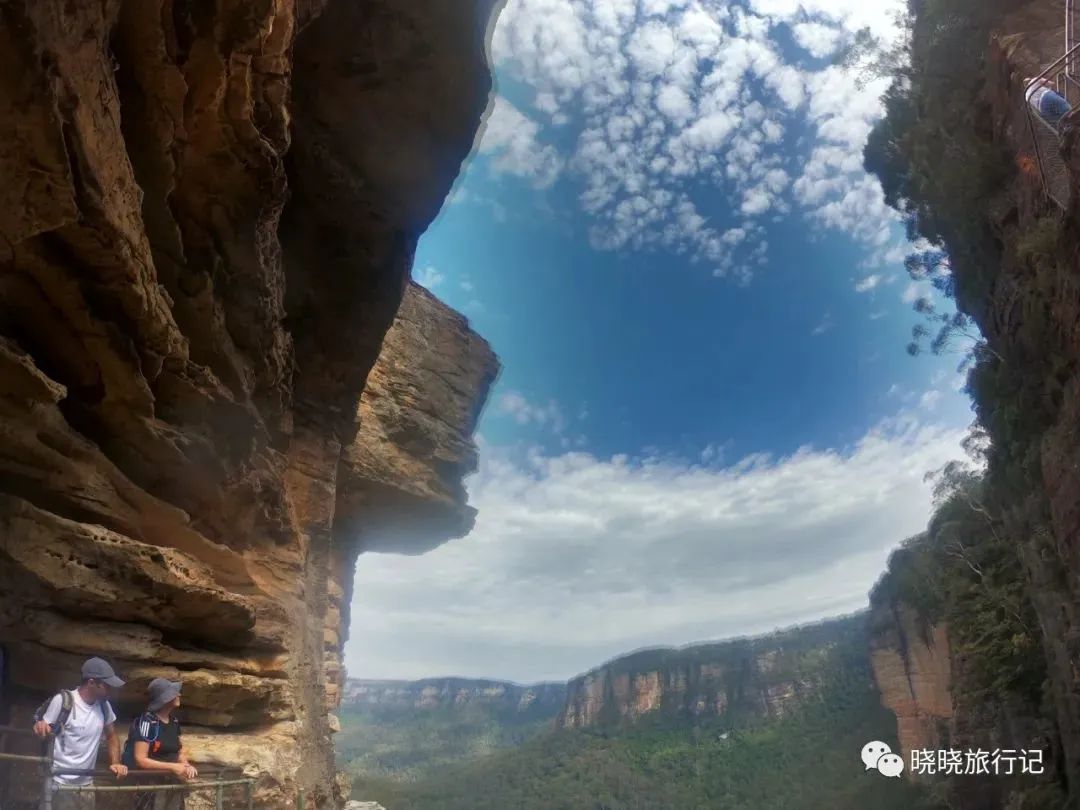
<box><xmin>865</xmin><ymin>1</ymin><xmax>1080</xmax><ymax>806</ymax></box>
<box><xmin>558</xmin><ymin>616</ymin><xmax>866</xmax><ymax>729</ymax></box>
<box><xmin>867</xmin><ymin>605</ymin><xmax>953</xmax><ymax>764</ymax></box>
<box><xmin>342</xmin><ymin>678</ymin><xmax>566</xmax><ymax>714</ymax></box>
<box><xmin>0</xmin><ymin>1</ymin><xmax>500</xmax><ymax>807</ymax></box>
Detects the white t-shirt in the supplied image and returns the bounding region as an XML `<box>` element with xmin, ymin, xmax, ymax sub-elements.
<box><xmin>41</xmin><ymin>690</ymin><xmax>116</xmax><ymax>786</ymax></box>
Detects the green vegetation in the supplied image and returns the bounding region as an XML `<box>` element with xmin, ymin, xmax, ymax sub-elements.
<box><xmin>864</xmin><ymin>0</ymin><xmax>1071</xmax><ymax>805</ymax></box>
<box><xmin>871</xmin><ymin>463</ymin><xmax>1044</xmax><ymax>705</ymax></box>
<box><xmin>349</xmin><ymin>629</ymin><xmax>942</xmax><ymax>809</ymax></box>
<box><xmin>336</xmin><ymin>700</ymin><xmax>557</xmax><ymax>784</ymax></box>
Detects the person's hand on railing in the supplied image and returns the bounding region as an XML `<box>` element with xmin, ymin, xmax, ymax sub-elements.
<box><xmin>109</xmin><ymin>763</ymin><xmax>128</xmax><ymax>780</ymax></box>
<box><xmin>172</xmin><ymin>762</ymin><xmax>198</xmax><ymax>781</ymax></box>
<box><xmin>32</xmin><ymin>720</ymin><xmax>52</xmax><ymax>739</ymax></box>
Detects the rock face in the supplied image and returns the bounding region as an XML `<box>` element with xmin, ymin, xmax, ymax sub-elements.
<box><xmin>864</xmin><ymin>2</ymin><xmax>1080</xmax><ymax>805</ymax></box>
<box><xmin>0</xmin><ymin>1</ymin><xmax>500</xmax><ymax>807</ymax></box>
<box><xmin>558</xmin><ymin>616</ymin><xmax>865</xmax><ymax>729</ymax></box>
<box><xmin>867</xmin><ymin>604</ymin><xmax>953</xmax><ymax>768</ymax></box>
<box><xmin>343</xmin><ymin>678</ymin><xmax>567</xmax><ymax>713</ymax></box>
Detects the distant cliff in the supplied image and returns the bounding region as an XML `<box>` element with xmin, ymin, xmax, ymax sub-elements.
<box><xmin>343</xmin><ymin>678</ymin><xmax>567</xmax><ymax>714</ymax></box>
<box><xmin>867</xmin><ymin>605</ymin><xmax>953</xmax><ymax>762</ymax></box>
<box><xmin>558</xmin><ymin>615</ymin><xmax>867</xmax><ymax>729</ymax></box>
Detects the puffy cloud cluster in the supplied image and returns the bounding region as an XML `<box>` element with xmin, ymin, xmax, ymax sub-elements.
<box><xmin>347</xmin><ymin>416</ymin><xmax>964</xmax><ymax>681</ymax></box>
<box><xmin>480</xmin><ymin>0</ymin><xmax>906</xmax><ymax>279</ymax></box>
<box><xmin>478</xmin><ymin>97</ymin><xmax>564</xmax><ymax>188</ymax></box>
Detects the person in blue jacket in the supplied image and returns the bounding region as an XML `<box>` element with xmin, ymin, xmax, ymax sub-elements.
<box><xmin>1027</xmin><ymin>76</ymin><xmax>1072</xmax><ymax>127</ymax></box>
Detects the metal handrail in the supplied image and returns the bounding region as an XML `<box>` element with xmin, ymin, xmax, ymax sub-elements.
<box><xmin>58</xmin><ymin>779</ymin><xmax>255</xmax><ymax>792</ymax></box>
<box><xmin>1069</xmin><ymin>0</ymin><xmax>1078</xmax><ymax>78</ymax></box>
<box><xmin>0</xmin><ymin>724</ymin><xmax>256</xmax><ymax>809</ymax></box>
<box><xmin>1029</xmin><ymin>40</ymin><xmax>1080</xmax><ymax>92</ymax></box>
<box><xmin>1023</xmin><ymin>36</ymin><xmax>1080</xmax><ymax>210</ymax></box>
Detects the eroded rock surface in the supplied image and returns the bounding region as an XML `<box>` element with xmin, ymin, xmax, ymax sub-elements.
<box><xmin>0</xmin><ymin>1</ymin><xmax>499</xmax><ymax>806</ymax></box>
<box><xmin>867</xmin><ymin>604</ymin><xmax>953</xmax><ymax>768</ymax></box>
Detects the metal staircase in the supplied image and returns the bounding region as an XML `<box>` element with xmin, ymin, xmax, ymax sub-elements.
<box><xmin>1025</xmin><ymin>2</ymin><xmax>1080</xmax><ymax>209</ymax></box>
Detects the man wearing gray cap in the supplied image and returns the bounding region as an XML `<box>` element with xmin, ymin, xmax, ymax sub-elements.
<box><xmin>32</xmin><ymin>657</ymin><xmax>129</xmax><ymax>809</ymax></box>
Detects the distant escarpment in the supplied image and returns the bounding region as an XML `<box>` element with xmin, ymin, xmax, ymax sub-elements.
<box><xmin>558</xmin><ymin>615</ymin><xmax>867</xmax><ymax>729</ymax></box>
<box><xmin>343</xmin><ymin>678</ymin><xmax>567</xmax><ymax>714</ymax></box>
<box><xmin>0</xmin><ymin>1</ymin><xmax>500</xmax><ymax>807</ymax></box>
<box><xmin>867</xmin><ymin>605</ymin><xmax>953</xmax><ymax>762</ymax></box>
<box><xmin>864</xmin><ymin>0</ymin><xmax>1080</xmax><ymax>806</ymax></box>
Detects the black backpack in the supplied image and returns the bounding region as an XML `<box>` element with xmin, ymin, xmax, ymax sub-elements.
<box><xmin>33</xmin><ymin>690</ymin><xmax>109</xmax><ymax>735</ymax></box>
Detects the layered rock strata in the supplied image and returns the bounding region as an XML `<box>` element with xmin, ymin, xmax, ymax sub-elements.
<box><xmin>0</xmin><ymin>1</ymin><xmax>500</xmax><ymax>806</ymax></box>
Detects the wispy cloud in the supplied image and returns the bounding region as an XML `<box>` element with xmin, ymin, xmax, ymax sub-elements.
<box><xmin>854</xmin><ymin>274</ymin><xmax>883</xmax><ymax>293</ymax></box>
<box><xmin>495</xmin><ymin>391</ymin><xmax>567</xmax><ymax>434</ymax></box>
<box><xmin>811</xmin><ymin>312</ymin><xmax>835</xmax><ymax>336</ymax></box>
<box><xmin>413</xmin><ymin>265</ymin><xmax>445</xmax><ymax>290</ymax></box>
<box><xmin>348</xmin><ymin>416</ymin><xmax>964</xmax><ymax>681</ymax></box>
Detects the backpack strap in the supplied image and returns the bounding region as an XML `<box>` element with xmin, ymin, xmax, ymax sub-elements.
<box><xmin>53</xmin><ymin>690</ymin><xmax>74</xmax><ymax>734</ymax></box>
<box><xmin>136</xmin><ymin>711</ymin><xmax>161</xmax><ymax>743</ymax></box>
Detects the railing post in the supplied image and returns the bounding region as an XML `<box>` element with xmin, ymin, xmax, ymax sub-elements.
<box><xmin>40</xmin><ymin>736</ymin><xmax>54</xmax><ymax>810</ymax></box>
<box><xmin>298</xmin><ymin>787</ymin><xmax>306</xmax><ymax>810</ymax></box>
<box><xmin>215</xmin><ymin>781</ymin><xmax>224</xmax><ymax>810</ymax></box>
<box><xmin>245</xmin><ymin>779</ymin><xmax>254</xmax><ymax>810</ymax></box>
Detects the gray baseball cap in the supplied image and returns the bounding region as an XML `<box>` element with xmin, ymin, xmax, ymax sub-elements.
<box><xmin>148</xmin><ymin>678</ymin><xmax>182</xmax><ymax>711</ymax></box>
<box><xmin>81</xmin><ymin>657</ymin><xmax>125</xmax><ymax>688</ymax></box>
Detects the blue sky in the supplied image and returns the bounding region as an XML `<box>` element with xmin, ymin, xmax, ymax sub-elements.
<box><xmin>345</xmin><ymin>0</ymin><xmax>975</xmax><ymax>683</ymax></box>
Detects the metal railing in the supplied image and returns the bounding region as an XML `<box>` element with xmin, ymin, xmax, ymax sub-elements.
<box><xmin>1024</xmin><ymin>39</ymin><xmax>1080</xmax><ymax>209</ymax></box>
<box><xmin>0</xmin><ymin>725</ymin><xmax>256</xmax><ymax>810</ymax></box>
<box><xmin>1068</xmin><ymin>0</ymin><xmax>1079</xmax><ymax>78</ymax></box>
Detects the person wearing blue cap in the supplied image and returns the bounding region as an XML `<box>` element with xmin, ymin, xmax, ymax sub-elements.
<box><xmin>124</xmin><ymin>678</ymin><xmax>197</xmax><ymax>810</ymax></box>
<box><xmin>31</xmin><ymin>657</ymin><xmax>129</xmax><ymax>809</ymax></box>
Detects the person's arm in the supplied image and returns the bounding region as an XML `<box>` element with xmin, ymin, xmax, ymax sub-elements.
<box><xmin>32</xmin><ymin>695</ymin><xmax>61</xmax><ymax>738</ymax></box>
<box><xmin>176</xmin><ymin>734</ymin><xmax>197</xmax><ymax>778</ymax></box>
<box><xmin>133</xmin><ymin>741</ymin><xmax>194</xmax><ymax>780</ymax></box>
<box><xmin>104</xmin><ymin>723</ymin><xmax>128</xmax><ymax>778</ymax></box>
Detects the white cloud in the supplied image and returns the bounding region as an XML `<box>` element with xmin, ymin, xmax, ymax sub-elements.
<box><xmin>495</xmin><ymin>391</ymin><xmax>567</xmax><ymax>434</ymax></box>
<box><xmin>791</xmin><ymin>22</ymin><xmax>844</xmax><ymax>58</ymax></box>
<box><xmin>920</xmin><ymin>390</ymin><xmax>942</xmax><ymax>411</ymax></box>
<box><xmin>479</xmin><ymin>96</ymin><xmax>563</xmax><ymax>187</ymax></box>
<box><xmin>413</xmin><ymin>265</ymin><xmax>444</xmax><ymax>290</ymax></box>
<box><xmin>487</xmin><ymin>0</ymin><xmax>909</xmax><ymax>280</ymax></box>
<box><xmin>854</xmin><ymin>274</ymin><xmax>882</xmax><ymax>293</ymax></box>
<box><xmin>748</xmin><ymin>0</ymin><xmax>903</xmax><ymax>40</ymax></box>
<box><xmin>656</xmin><ymin>84</ymin><xmax>695</xmax><ymax>123</ymax></box>
<box><xmin>811</xmin><ymin>312</ymin><xmax>834</xmax><ymax>335</ymax></box>
<box><xmin>346</xmin><ymin>417</ymin><xmax>965</xmax><ymax>681</ymax></box>
<box><xmin>903</xmin><ymin>280</ymin><xmax>932</xmax><ymax>303</ymax></box>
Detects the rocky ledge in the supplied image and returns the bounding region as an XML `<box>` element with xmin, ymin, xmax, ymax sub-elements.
<box><xmin>0</xmin><ymin>1</ymin><xmax>500</xmax><ymax>807</ymax></box>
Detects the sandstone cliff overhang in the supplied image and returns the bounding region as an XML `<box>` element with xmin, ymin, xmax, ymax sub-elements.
<box><xmin>0</xmin><ymin>0</ymin><xmax>502</xmax><ymax>807</ymax></box>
